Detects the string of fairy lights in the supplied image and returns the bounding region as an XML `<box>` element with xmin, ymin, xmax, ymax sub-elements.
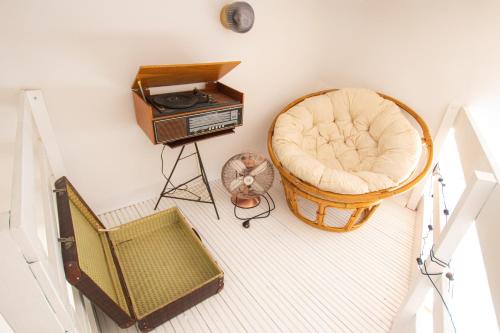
<box><xmin>416</xmin><ymin>163</ymin><xmax>457</xmax><ymax>333</ymax></box>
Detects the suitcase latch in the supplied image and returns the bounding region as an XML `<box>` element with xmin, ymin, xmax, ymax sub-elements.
<box><xmin>58</xmin><ymin>236</ymin><xmax>75</xmax><ymax>249</ymax></box>
<box><xmin>53</xmin><ymin>188</ymin><xmax>67</xmax><ymax>196</ymax></box>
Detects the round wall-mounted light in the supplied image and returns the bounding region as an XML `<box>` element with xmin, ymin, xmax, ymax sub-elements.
<box><xmin>220</xmin><ymin>2</ymin><xmax>255</xmax><ymax>33</ymax></box>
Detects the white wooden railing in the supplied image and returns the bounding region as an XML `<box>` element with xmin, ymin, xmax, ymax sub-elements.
<box><xmin>2</xmin><ymin>90</ymin><xmax>499</xmax><ymax>333</ymax></box>
<box><xmin>392</xmin><ymin>106</ymin><xmax>500</xmax><ymax>332</ymax></box>
<box><xmin>0</xmin><ymin>91</ymin><xmax>98</xmax><ymax>333</ymax></box>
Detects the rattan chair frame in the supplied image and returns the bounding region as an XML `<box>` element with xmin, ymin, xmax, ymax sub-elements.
<box><xmin>267</xmin><ymin>89</ymin><xmax>433</xmax><ymax>232</ymax></box>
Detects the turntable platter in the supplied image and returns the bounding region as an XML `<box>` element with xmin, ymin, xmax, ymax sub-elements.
<box><xmin>149</xmin><ymin>88</ymin><xmax>212</xmax><ymax>110</ymax></box>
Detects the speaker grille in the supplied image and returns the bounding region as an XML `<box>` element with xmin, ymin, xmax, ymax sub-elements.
<box><xmin>154</xmin><ymin>118</ymin><xmax>187</xmax><ymax>143</ymax></box>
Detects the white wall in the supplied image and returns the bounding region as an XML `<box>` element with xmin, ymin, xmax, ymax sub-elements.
<box><xmin>1</xmin><ymin>0</ymin><xmax>500</xmax><ymax>213</ymax></box>
<box><xmin>0</xmin><ymin>0</ymin><xmax>331</xmax><ymax>212</ymax></box>
<box><xmin>321</xmin><ymin>0</ymin><xmax>500</xmax><ymax>134</ymax></box>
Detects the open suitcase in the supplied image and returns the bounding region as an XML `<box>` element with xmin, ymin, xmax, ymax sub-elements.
<box><xmin>55</xmin><ymin>177</ymin><xmax>224</xmax><ymax>332</ymax></box>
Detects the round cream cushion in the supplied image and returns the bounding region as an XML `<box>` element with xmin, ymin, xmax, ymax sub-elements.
<box><xmin>272</xmin><ymin>88</ymin><xmax>422</xmax><ymax>194</ymax></box>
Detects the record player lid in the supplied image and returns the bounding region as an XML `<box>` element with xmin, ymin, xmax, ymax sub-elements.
<box><xmin>132</xmin><ymin>61</ymin><xmax>241</xmax><ymax>90</ymax></box>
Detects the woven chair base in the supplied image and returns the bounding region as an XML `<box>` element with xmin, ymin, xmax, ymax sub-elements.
<box><xmin>281</xmin><ymin>177</ymin><xmax>381</xmax><ymax>232</ymax></box>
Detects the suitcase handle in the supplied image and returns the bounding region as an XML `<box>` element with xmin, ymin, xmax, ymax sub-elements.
<box><xmin>192</xmin><ymin>228</ymin><xmax>202</xmax><ymax>241</ymax></box>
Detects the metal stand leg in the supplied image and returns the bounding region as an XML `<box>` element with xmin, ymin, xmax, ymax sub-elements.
<box><xmin>154</xmin><ymin>143</ymin><xmax>220</xmax><ymax>220</ymax></box>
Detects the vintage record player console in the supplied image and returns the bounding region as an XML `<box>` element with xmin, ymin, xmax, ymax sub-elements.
<box><xmin>132</xmin><ymin>61</ymin><xmax>243</xmax><ymax>145</ymax></box>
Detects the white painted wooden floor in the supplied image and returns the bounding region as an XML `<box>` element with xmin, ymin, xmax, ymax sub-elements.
<box><xmin>95</xmin><ymin>180</ymin><xmax>416</xmax><ymax>333</ymax></box>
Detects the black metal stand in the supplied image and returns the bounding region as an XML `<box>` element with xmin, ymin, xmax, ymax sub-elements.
<box><xmin>233</xmin><ymin>192</ymin><xmax>275</xmax><ymax>228</ymax></box>
<box><xmin>154</xmin><ymin>142</ymin><xmax>220</xmax><ymax>220</ymax></box>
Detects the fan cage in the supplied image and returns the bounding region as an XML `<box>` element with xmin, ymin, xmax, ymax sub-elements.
<box><xmin>221</xmin><ymin>153</ymin><xmax>274</xmax><ymax>200</ymax></box>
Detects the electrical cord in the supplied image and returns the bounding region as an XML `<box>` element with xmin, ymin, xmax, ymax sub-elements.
<box><xmin>233</xmin><ymin>192</ymin><xmax>276</xmax><ymax>228</ymax></box>
<box><xmin>430</xmin><ymin>246</ymin><xmax>449</xmax><ymax>268</ymax></box>
<box><xmin>420</xmin><ymin>224</ymin><xmax>432</xmax><ymax>258</ymax></box>
<box><xmin>160</xmin><ymin>144</ymin><xmax>172</xmax><ymax>184</ymax></box>
<box><xmin>439</xmin><ymin>176</ymin><xmax>450</xmax><ymax>224</ymax></box>
<box><xmin>423</xmin><ymin>261</ymin><xmax>457</xmax><ymax>333</ymax></box>
<box><xmin>434</xmin><ymin>163</ymin><xmax>451</xmax><ymax>223</ymax></box>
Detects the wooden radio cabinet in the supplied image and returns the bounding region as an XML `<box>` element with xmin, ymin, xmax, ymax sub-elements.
<box><xmin>131</xmin><ymin>61</ymin><xmax>244</xmax><ymax>146</ymax></box>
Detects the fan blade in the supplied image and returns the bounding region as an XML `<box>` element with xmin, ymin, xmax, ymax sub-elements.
<box><xmin>229</xmin><ymin>177</ymin><xmax>244</xmax><ymax>192</ymax></box>
<box><xmin>230</xmin><ymin>159</ymin><xmax>246</xmax><ymax>174</ymax></box>
<box><xmin>251</xmin><ymin>180</ymin><xmax>265</xmax><ymax>193</ymax></box>
<box><xmin>249</xmin><ymin>161</ymin><xmax>268</xmax><ymax>176</ymax></box>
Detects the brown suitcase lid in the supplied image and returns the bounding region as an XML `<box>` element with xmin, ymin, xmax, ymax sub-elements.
<box><xmin>131</xmin><ymin>61</ymin><xmax>241</xmax><ymax>90</ymax></box>
<box><xmin>54</xmin><ymin>177</ymin><xmax>136</xmax><ymax>328</ymax></box>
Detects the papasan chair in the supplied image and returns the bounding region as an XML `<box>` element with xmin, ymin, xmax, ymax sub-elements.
<box><xmin>268</xmin><ymin>88</ymin><xmax>433</xmax><ymax>232</ymax></box>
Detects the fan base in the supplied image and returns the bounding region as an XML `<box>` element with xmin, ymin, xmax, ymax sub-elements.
<box><xmin>231</xmin><ymin>195</ymin><xmax>261</xmax><ymax>209</ymax></box>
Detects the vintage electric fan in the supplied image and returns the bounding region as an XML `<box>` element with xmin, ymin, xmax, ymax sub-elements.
<box><xmin>221</xmin><ymin>152</ymin><xmax>275</xmax><ymax>228</ymax></box>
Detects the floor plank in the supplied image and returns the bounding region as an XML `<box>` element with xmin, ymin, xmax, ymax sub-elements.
<box><xmin>96</xmin><ymin>179</ymin><xmax>416</xmax><ymax>333</ymax></box>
